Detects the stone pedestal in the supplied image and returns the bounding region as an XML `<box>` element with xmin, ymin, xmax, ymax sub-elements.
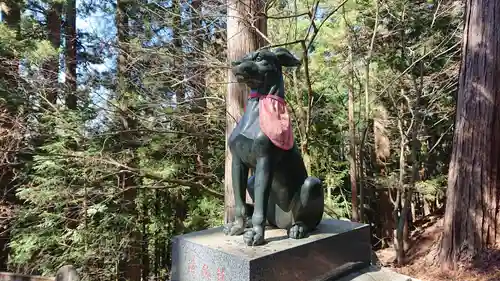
<box><xmin>171</xmin><ymin>219</ymin><xmax>371</xmax><ymax>281</ymax></box>
<box><xmin>337</xmin><ymin>265</ymin><xmax>420</xmax><ymax>281</ymax></box>
<box><xmin>0</xmin><ymin>272</ymin><xmax>54</xmax><ymax>281</ymax></box>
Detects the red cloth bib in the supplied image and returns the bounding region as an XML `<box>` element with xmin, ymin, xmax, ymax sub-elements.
<box><xmin>248</xmin><ymin>92</ymin><xmax>294</xmax><ymax>150</ymax></box>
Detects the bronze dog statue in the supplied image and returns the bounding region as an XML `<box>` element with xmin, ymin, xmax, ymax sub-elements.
<box><xmin>223</xmin><ymin>48</ymin><xmax>325</xmax><ymax>246</ymax></box>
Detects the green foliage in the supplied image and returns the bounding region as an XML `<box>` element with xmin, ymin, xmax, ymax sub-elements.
<box><xmin>185</xmin><ymin>197</ymin><xmax>224</xmax><ymax>232</ymax></box>
<box><xmin>23</xmin><ymin>40</ymin><xmax>59</xmax><ymax>65</ymax></box>
<box><xmin>416</xmin><ymin>175</ymin><xmax>447</xmax><ymax>202</ymax></box>
<box><xmin>10</xmin><ymin>111</ymin><xmax>128</xmax><ymax>275</ymax></box>
<box><xmin>268</xmin><ymin>0</ymin><xmax>458</xmax><ymax>240</ymax></box>
<box><xmin>0</xmin><ymin>24</ymin><xmax>19</xmax><ymax>54</ymax></box>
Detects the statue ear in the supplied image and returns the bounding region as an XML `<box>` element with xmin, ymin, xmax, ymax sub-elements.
<box><xmin>274</xmin><ymin>48</ymin><xmax>301</xmax><ymax>67</ymax></box>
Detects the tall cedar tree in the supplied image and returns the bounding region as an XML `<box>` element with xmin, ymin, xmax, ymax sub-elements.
<box><xmin>65</xmin><ymin>0</ymin><xmax>77</xmax><ymax>109</ymax></box>
<box><xmin>439</xmin><ymin>0</ymin><xmax>500</xmax><ymax>270</ymax></box>
<box><xmin>44</xmin><ymin>2</ymin><xmax>62</xmax><ymax>105</ymax></box>
<box><xmin>116</xmin><ymin>0</ymin><xmax>141</xmax><ymax>279</ymax></box>
<box><xmin>224</xmin><ymin>0</ymin><xmax>267</xmax><ymax>223</ymax></box>
<box><xmin>0</xmin><ymin>0</ymin><xmax>20</xmax><ymax>270</ymax></box>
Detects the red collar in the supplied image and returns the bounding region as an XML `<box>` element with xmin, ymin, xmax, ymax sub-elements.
<box><xmin>244</xmin><ymin>92</ymin><xmax>286</xmax><ymax>111</ymax></box>
<box><xmin>249</xmin><ymin>91</ymin><xmax>285</xmax><ymax>102</ymax></box>
<box><xmin>249</xmin><ymin>91</ymin><xmax>265</xmax><ymax>99</ymax></box>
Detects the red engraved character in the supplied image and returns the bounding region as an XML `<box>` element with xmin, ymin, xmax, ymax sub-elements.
<box><xmin>202</xmin><ymin>264</ymin><xmax>211</xmax><ymax>279</ymax></box>
<box><xmin>217</xmin><ymin>267</ymin><xmax>225</xmax><ymax>281</ymax></box>
<box><xmin>188</xmin><ymin>257</ymin><xmax>196</xmax><ymax>274</ymax></box>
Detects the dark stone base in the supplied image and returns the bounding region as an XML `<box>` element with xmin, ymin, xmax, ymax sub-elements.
<box><xmin>171</xmin><ymin>219</ymin><xmax>371</xmax><ymax>281</ymax></box>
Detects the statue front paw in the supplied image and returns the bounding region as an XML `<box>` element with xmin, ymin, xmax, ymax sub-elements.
<box><xmin>243</xmin><ymin>225</ymin><xmax>265</xmax><ymax>246</ymax></box>
<box><xmin>288</xmin><ymin>222</ymin><xmax>308</xmax><ymax>239</ymax></box>
<box><xmin>223</xmin><ymin>220</ymin><xmax>246</xmax><ymax>236</ymax></box>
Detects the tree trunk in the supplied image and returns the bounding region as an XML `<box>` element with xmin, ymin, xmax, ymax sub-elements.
<box><xmin>44</xmin><ymin>2</ymin><xmax>62</xmax><ymax>105</ymax></box>
<box><xmin>394</xmin><ymin>109</ymin><xmax>406</xmax><ymax>265</ymax></box>
<box><xmin>224</xmin><ymin>0</ymin><xmax>267</xmax><ymax>224</ymax></box>
<box><xmin>423</xmin><ymin>198</ymin><xmax>431</xmax><ymax>216</ymax></box>
<box><xmin>379</xmin><ymin>190</ymin><xmax>394</xmax><ymax>247</ymax></box>
<box><xmin>189</xmin><ymin>0</ymin><xmax>209</xmax><ymax>182</ymax></box>
<box><xmin>172</xmin><ymin>0</ymin><xmax>184</xmax><ymax>104</ymax></box>
<box><xmin>116</xmin><ymin>1</ymin><xmax>141</xmax><ymax>279</ymax></box>
<box><xmin>404</xmin><ymin>56</ymin><xmax>423</xmax><ymax>254</ymax></box>
<box><xmin>141</xmin><ymin>199</ymin><xmax>149</xmax><ymax>280</ymax></box>
<box><xmin>347</xmin><ymin>40</ymin><xmax>359</xmax><ymax>222</ymax></box>
<box><xmin>439</xmin><ymin>0</ymin><xmax>500</xmax><ymax>270</ymax></box>
<box><xmin>0</xmin><ymin>0</ymin><xmax>20</xmax><ymax>270</ymax></box>
<box><xmin>64</xmin><ymin>0</ymin><xmax>77</xmax><ymax>109</ymax></box>
<box><xmin>0</xmin><ymin>0</ymin><xmax>20</xmax><ymax>88</ymax></box>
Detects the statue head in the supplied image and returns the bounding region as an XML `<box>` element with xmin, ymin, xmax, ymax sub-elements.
<box><xmin>231</xmin><ymin>48</ymin><xmax>301</xmax><ymax>96</ymax></box>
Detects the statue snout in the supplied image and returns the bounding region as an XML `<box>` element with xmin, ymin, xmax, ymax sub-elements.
<box><xmin>232</xmin><ymin>61</ymin><xmax>257</xmax><ymax>76</ymax></box>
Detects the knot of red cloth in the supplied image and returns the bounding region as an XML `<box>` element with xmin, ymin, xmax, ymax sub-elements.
<box><xmin>244</xmin><ymin>91</ymin><xmax>294</xmax><ymax>150</ymax></box>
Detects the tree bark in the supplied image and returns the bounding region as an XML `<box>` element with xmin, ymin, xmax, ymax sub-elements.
<box><xmin>64</xmin><ymin>0</ymin><xmax>77</xmax><ymax>109</ymax></box>
<box><xmin>439</xmin><ymin>0</ymin><xmax>500</xmax><ymax>270</ymax></box>
<box><xmin>379</xmin><ymin>190</ymin><xmax>394</xmax><ymax>247</ymax></box>
<box><xmin>347</xmin><ymin>40</ymin><xmax>359</xmax><ymax>222</ymax></box>
<box><xmin>189</xmin><ymin>0</ymin><xmax>209</xmax><ymax>181</ymax></box>
<box><xmin>44</xmin><ymin>2</ymin><xmax>62</xmax><ymax>105</ymax></box>
<box><xmin>0</xmin><ymin>0</ymin><xmax>20</xmax><ymax>88</ymax></box>
<box><xmin>394</xmin><ymin>105</ymin><xmax>406</xmax><ymax>265</ymax></box>
<box><xmin>172</xmin><ymin>0</ymin><xmax>184</xmax><ymax>104</ymax></box>
<box><xmin>0</xmin><ymin>0</ymin><xmax>20</xmax><ymax>270</ymax></box>
<box><xmin>116</xmin><ymin>1</ymin><xmax>141</xmax><ymax>279</ymax></box>
<box><xmin>224</xmin><ymin>0</ymin><xmax>267</xmax><ymax>224</ymax></box>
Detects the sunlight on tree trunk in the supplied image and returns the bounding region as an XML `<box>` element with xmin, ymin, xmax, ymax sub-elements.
<box><xmin>224</xmin><ymin>0</ymin><xmax>267</xmax><ymax>224</ymax></box>
<box><xmin>439</xmin><ymin>0</ymin><xmax>500</xmax><ymax>270</ymax></box>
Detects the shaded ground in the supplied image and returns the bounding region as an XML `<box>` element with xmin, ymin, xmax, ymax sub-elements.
<box><xmin>376</xmin><ymin>214</ymin><xmax>500</xmax><ymax>281</ymax></box>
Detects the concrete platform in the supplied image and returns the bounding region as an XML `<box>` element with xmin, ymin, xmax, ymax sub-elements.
<box><xmin>0</xmin><ymin>272</ymin><xmax>53</xmax><ymax>281</ymax></box>
<box><xmin>170</xmin><ymin>219</ymin><xmax>371</xmax><ymax>281</ymax></box>
<box><xmin>335</xmin><ymin>265</ymin><xmax>420</xmax><ymax>281</ymax></box>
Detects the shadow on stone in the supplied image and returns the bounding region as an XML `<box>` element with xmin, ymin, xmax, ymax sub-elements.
<box><xmin>265</xmin><ymin>233</ymin><xmax>289</xmax><ymax>243</ymax></box>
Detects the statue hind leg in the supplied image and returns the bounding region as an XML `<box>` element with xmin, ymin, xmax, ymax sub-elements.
<box><xmin>288</xmin><ymin>176</ymin><xmax>324</xmax><ymax>239</ymax></box>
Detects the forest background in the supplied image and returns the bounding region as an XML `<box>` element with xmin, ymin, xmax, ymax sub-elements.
<box><xmin>0</xmin><ymin>0</ymin><xmax>464</xmax><ymax>280</ymax></box>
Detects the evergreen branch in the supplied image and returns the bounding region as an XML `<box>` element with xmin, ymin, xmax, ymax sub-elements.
<box><xmin>101</xmin><ymin>158</ymin><xmax>224</xmax><ymax>199</ymax></box>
